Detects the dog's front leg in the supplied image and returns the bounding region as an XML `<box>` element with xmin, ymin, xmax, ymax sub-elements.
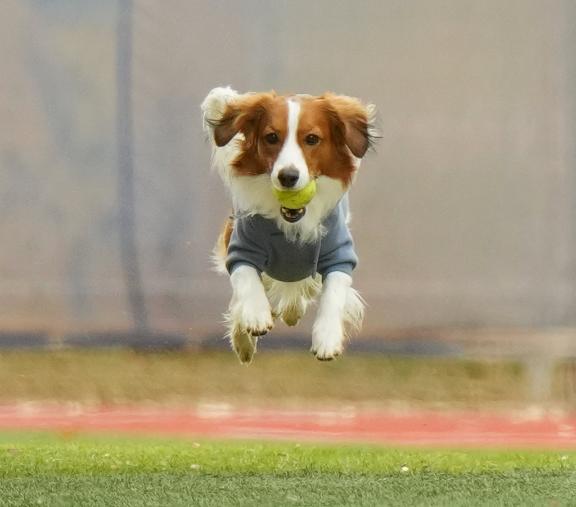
<box><xmin>311</xmin><ymin>271</ymin><xmax>364</xmax><ymax>361</ymax></box>
<box><xmin>228</xmin><ymin>265</ymin><xmax>273</xmax><ymax>363</ymax></box>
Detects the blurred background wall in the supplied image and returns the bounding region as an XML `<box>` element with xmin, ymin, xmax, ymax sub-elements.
<box><xmin>1</xmin><ymin>0</ymin><xmax>575</xmax><ymax>342</ymax></box>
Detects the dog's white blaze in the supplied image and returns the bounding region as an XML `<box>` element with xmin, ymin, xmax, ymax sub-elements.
<box><xmin>271</xmin><ymin>99</ymin><xmax>309</xmax><ymax>190</ymax></box>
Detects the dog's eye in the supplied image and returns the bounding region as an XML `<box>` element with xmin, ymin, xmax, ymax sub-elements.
<box><xmin>264</xmin><ymin>132</ymin><xmax>280</xmax><ymax>145</ymax></box>
<box><xmin>305</xmin><ymin>134</ymin><xmax>320</xmax><ymax>146</ymax></box>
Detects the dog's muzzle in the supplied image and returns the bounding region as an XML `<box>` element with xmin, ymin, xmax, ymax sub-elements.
<box><xmin>280</xmin><ymin>206</ymin><xmax>306</xmax><ymax>223</ymax></box>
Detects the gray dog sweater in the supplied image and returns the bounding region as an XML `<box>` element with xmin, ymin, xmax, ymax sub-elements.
<box><xmin>226</xmin><ymin>197</ymin><xmax>358</xmax><ymax>282</ymax></box>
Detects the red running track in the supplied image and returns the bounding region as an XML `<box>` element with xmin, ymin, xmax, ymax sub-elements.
<box><xmin>1</xmin><ymin>404</ymin><xmax>576</xmax><ymax>448</ymax></box>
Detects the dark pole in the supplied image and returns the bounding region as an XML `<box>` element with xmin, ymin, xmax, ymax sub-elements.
<box><xmin>116</xmin><ymin>0</ymin><xmax>149</xmax><ymax>332</ymax></box>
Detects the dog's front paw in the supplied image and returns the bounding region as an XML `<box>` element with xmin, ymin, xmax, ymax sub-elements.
<box><xmin>311</xmin><ymin>319</ymin><xmax>344</xmax><ymax>361</ymax></box>
<box><xmin>231</xmin><ymin>297</ymin><xmax>274</xmax><ymax>337</ymax></box>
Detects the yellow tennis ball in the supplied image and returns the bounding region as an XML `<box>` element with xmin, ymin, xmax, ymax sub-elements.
<box><xmin>272</xmin><ymin>180</ymin><xmax>317</xmax><ymax>209</ymax></box>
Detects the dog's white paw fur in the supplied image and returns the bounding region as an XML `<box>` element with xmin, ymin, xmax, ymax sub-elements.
<box><xmin>310</xmin><ymin>271</ymin><xmax>365</xmax><ymax>361</ymax></box>
<box><xmin>281</xmin><ymin>305</ymin><xmax>305</xmax><ymax>327</ymax></box>
<box><xmin>311</xmin><ymin>318</ymin><xmax>344</xmax><ymax>360</ymax></box>
<box><xmin>263</xmin><ymin>274</ymin><xmax>321</xmax><ymax>327</ymax></box>
<box><xmin>229</xmin><ymin>296</ymin><xmax>273</xmax><ymax>337</ymax></box>
<box><xmin>226</xmin><ymin>267</ymin><xmax>363</xmax><ymax>363</ymax></box>
<box><xmin>227</xmin><ymin>266</ymin><xmax>273</xmax><ymax>362</ymax></box>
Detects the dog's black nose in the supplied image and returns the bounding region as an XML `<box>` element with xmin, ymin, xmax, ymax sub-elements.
<box><xmin>277</xmin><ymin>167</ymin><xmax>299</xmax><ymax>188</ymax></box>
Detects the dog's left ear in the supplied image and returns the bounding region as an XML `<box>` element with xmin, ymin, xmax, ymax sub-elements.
<box><xmin>324</xmin><ymin>94</ymin><xmax>376</xmax><ymax>158</ymax></box>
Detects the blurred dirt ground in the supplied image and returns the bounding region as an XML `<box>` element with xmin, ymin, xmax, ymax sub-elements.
<box><xmin>2</xmin><ymin>348</ymin><xmax>571</xmax><ymax>410</ymax></box>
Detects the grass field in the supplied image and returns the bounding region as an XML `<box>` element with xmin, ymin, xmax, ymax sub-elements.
<box><xmin>1</xmin><ymin>350</ymin><xmax>574</xmax><ymax>504</ymax></box>
<box><xmin>1</xmin><ymin>433</ymin><xmax>576</xmax><ymax>506</ymax></box>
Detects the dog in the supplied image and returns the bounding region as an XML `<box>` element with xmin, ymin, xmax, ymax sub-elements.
<box><xmin>201</xmin><ymin>87</ymin><xmax>376</xmax><ymax>363</ymax></box>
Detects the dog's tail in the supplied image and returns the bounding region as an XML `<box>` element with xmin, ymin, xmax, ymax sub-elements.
<box><xmin>211</xmin><ymin>215</ymin><xmax>234</xmax><ymax>275</ymax></box>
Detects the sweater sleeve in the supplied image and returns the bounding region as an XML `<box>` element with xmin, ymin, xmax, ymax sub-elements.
<box><xmin>225</xmin><ymin>216</ymin><xmax>268</xmax><ymax>275</ymax></box>
<box><xmin>317</xmin><ymin>199</ymin><xmax>358</xmax><ymax>279</ymax></box>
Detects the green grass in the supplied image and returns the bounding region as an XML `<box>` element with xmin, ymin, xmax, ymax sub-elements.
<box><xmin>1</xmin><ymin>433</ymin><xmax>576</xmax><ymax>506</ymax></box>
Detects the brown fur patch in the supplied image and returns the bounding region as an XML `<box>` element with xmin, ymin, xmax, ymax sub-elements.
<box><xmin>214</xmin><ymin>216</ymin><xmax>234</xmax><ymax>266</ymax></box>
<box><xmin>215</xmin><ymin>92</ymin><xmax>288</xmax><ymax>176</ymax></box>
<box><xmin>322</xmin><ymin>93</ymin><xmax>373</xmax><ymax>158</ymax></box>
<box><xmin>297</xmin><ymin>95</ymin><xmax>371</xmax><ymax>186</ymax></box>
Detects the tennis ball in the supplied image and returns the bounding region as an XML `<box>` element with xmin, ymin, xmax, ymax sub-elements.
<box><xmin>272</xmin><ymin>179</ymin><xmax>317</xmax><ymax>209</ymax></box>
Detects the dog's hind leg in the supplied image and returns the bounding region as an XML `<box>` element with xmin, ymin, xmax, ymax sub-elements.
<box><xmin>229</xmin><ymin>325</ymin><xmax>258</xmax><ymax>364</ymax></box>
<box><xmin>263</xmin><ymin>275</ymin><xmax>321</xmax><ymax>327</ymax></box>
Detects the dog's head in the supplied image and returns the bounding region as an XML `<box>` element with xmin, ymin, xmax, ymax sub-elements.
<box><xmin>203</xmin><ymin>88</ymin><xmax>376</xmax><ymax>237</ymax></box>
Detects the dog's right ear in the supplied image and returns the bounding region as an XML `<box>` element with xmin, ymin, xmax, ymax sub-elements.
<box><xmin>211</xmin><ymin>110</ymin><xmax>242</xmax><ymax>147</ymax></box>
<box><xmin>202</xmin><ymin>87</ymin><xmax>238</xmax><ymax>141</ymax></box>
<box><xmin>203</xmin><ymin>89</ymin><xmax>276</xmax><ymax>147</ymax></box>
